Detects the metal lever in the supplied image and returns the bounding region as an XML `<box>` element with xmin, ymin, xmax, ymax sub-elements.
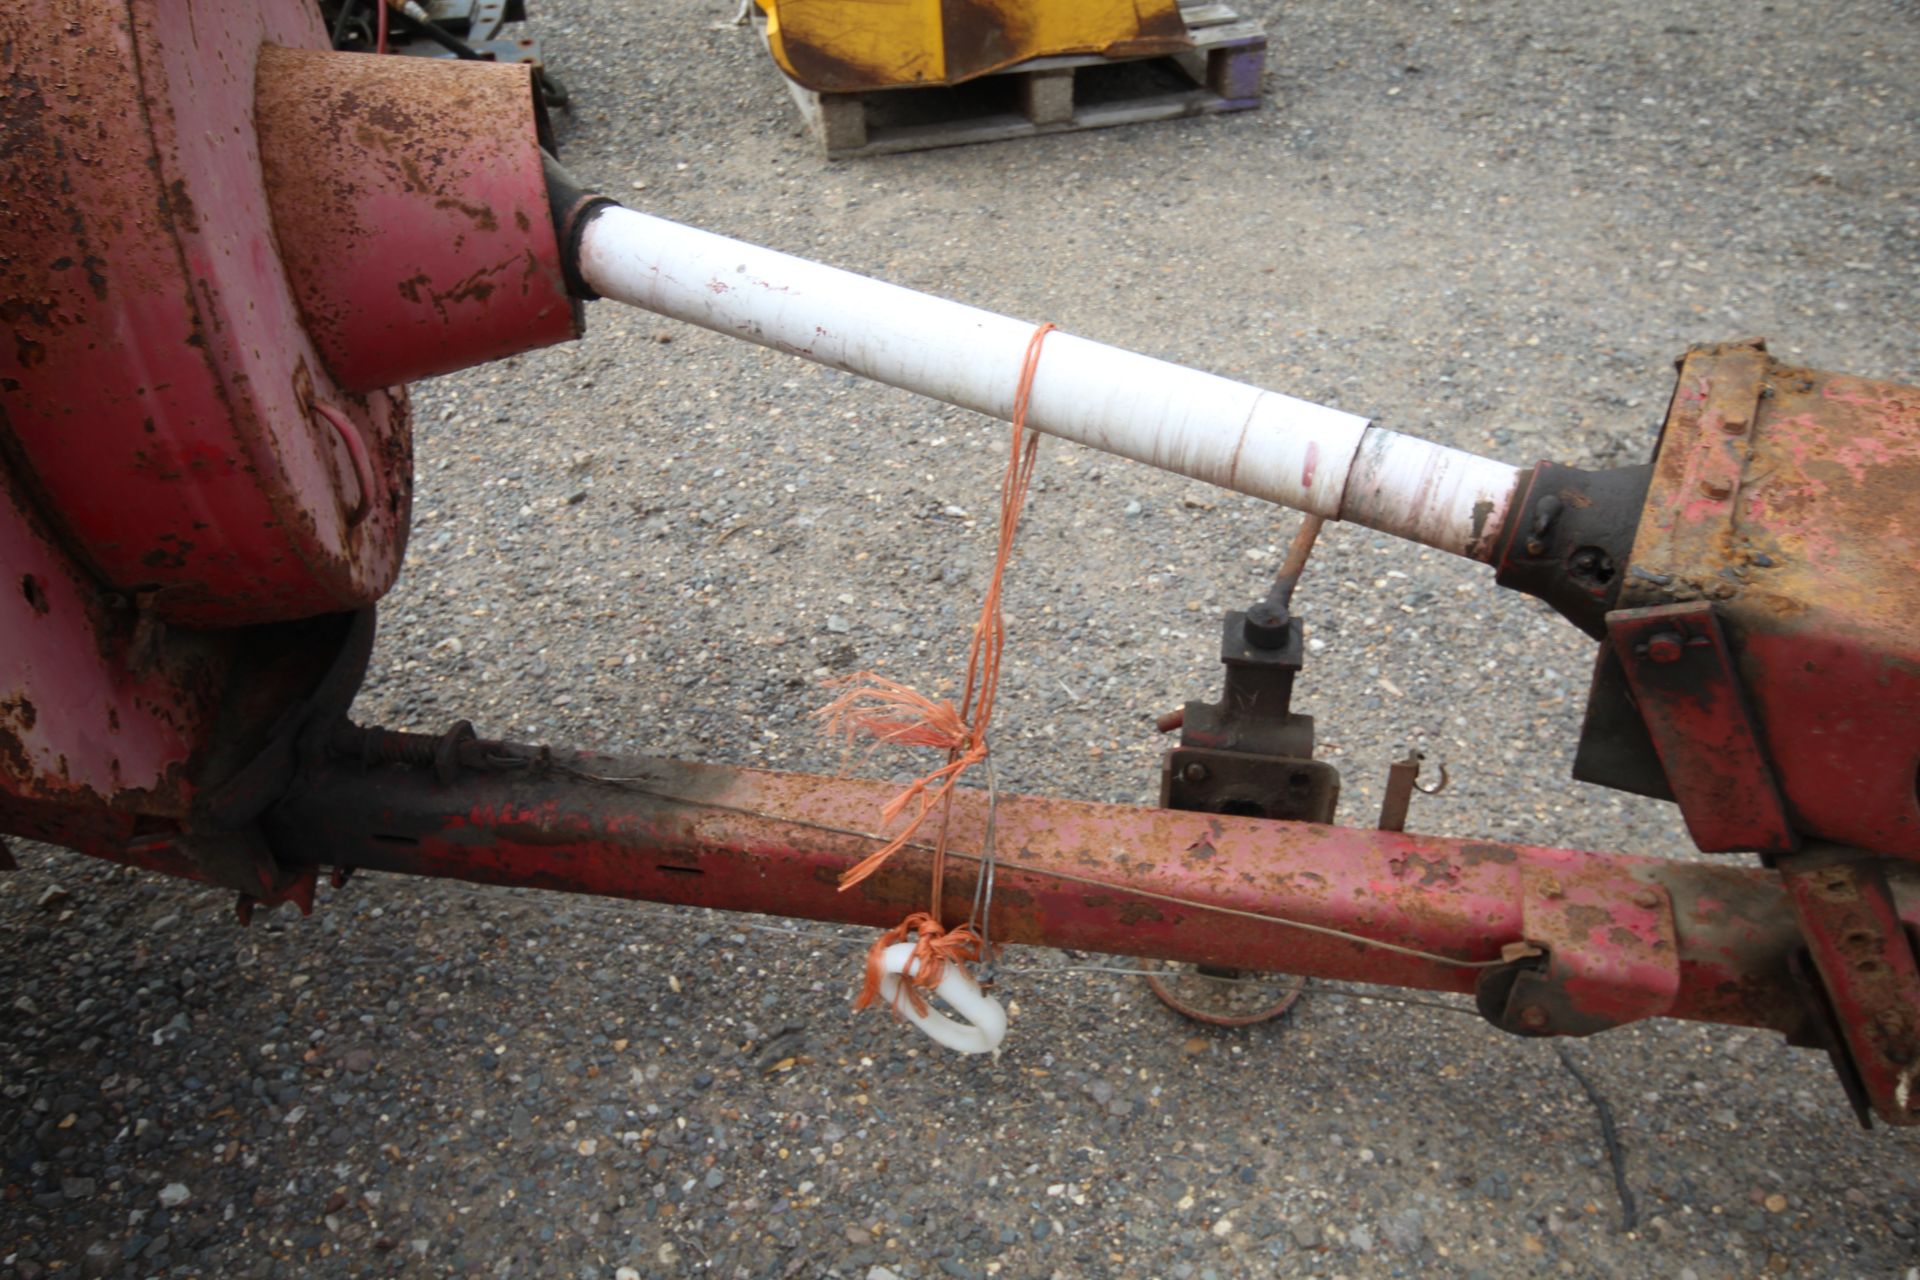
<box><xmin>1378</xmin><ymin>750</ymin><xmax>1447</xmax><ymax>833</ymax></box>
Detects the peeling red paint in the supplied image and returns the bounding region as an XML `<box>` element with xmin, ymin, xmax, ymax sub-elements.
<box><xmin>1620</xmin><ymin>341</ymin><xmax>1920</xmax><ymax>856</ymax></box>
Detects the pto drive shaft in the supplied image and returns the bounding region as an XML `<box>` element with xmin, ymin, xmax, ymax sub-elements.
<box><xmin>569</xmin><ymin>203</ymin><xmax>1522</xmax><ymax>563</ymax></box>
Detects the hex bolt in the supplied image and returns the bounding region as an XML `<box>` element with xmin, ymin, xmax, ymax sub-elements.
<box><xmin>1645</xmin><ymin>632</ymin><xmax>1685</xmax><ymax>664</ymax></box>
<box><xmin>1181</xmin><ymin>762</ymin><xmax>1209</xmax><ymax>785</ymax></box>
<box><xmin>1518</xmin><ymin>1005</ymin><xmax>1551</xmax><ymax>1032</ymax></box>
<box><xmin>1568</xmin><ymin>548</ymin><xmax>1606</xmax><ymax>581</ymax></box>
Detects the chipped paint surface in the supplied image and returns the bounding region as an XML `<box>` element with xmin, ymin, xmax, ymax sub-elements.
<box><xmin>255</xmin><ymin>47</ymin><xmax>579</xmax><ymax>393</ymax></box>
<box><xmin>0</xmin><ymin>472</ymin><xmax>198</xmax><ymax>820</ymax></box>
<box><xmin>1780</xmin><ymin>856</ymin><xmax>1920</xmax><ymax>1126</ymax></box>
<box><xmin>267</xmin><ymin>746</ymin><xmax>1827</xmax><ymax>1036</ymax></box>
<box><xmin>1620</xmin><ymin>342</ymin><xmax>1920</xmax><ymax>856</ymax></box>
<box><xmin>0</xmin><ymin>0</ymin><xmax>409</xmax><ymax>626</ymax></box>
<box><xmin>1338</xmin><ymin>427</ymin><xmax>1521</xmax><ymax>562</ymax></box>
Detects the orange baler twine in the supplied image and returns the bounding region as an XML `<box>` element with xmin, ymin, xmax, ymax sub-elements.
<box><xmin>819</xmin><ymin>322</ymin><xmax>1056</xmax><ymax>1015</ymax></box>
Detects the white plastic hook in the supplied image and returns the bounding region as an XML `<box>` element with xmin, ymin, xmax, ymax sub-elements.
<box><xmin>877</xmin><ymin>942</ymin><xmax>1008</xmax><ymax>1055</ymax></box>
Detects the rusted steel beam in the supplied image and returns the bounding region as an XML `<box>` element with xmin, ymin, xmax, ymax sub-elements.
<box><xmin>257</xmin><ymin>739</ymin><xmax>1868</xmax><ymax>1039</ymax></box>
<box><xmin>1779</xmin><ymin>850</ymin><xmax>1920</xmax><ymax>1125</ymax></box>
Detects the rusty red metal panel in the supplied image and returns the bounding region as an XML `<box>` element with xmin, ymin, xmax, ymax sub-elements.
<box><xmin>0</xmin><ymin>471</ymin><xmax>201</xmax><ymax>821</ymax></box>
<box><xmin>260</xmin><ymin>742</ymin><xmax>1839</xmax><ymax>1038</ymax></box>
<box><xmin>1619</xmin><ymin>342</ymin><xmax>1920</xmax><ymax>859</ymax></box>
<box><xmin>254</xmin><ymin>48</ymin><xmax>581</xmax><ymax>393</ymax></box>
<box><xmin>0</xmin><ymin>0</ymin><xmax>413</xmax><ymax>627</ymax></box>
<box><xmin>1609</xmin><ymin>601</ymin><xmax>1797</xmax><ymax>854</ymax></box>
<box><xmin>1</xmin><ymin>447</ymin><xmax>375</xmax><ymax>864</ymax></box>
<box><xmin>1780</xmin><ymin>852</ymin><xmax>1920</xmax><ymax>1126</ymax></box>
<box><xmin>1504</xmin><ymin>861</ymin><xmax>1680</xmax><ymax>1035</ymax></box>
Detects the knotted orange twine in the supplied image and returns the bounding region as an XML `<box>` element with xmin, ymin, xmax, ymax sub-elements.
<box><xmin>818</xmin><ymin>323</ymin><xmax>1056</xmax><ymax>1018</ymax></box>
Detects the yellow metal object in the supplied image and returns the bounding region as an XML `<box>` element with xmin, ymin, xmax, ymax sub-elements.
<box><xmin>764</xmin><ymin>0</ymin><xmax>1192</xmax><ymax>94</ymax></box>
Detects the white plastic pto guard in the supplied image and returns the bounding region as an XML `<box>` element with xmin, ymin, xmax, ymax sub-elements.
<box><xmin>876</xmin><ymin>942</ymin><xmax>1008</xmax><ymax>1055</ymax></box>
<box><xmin>577</xmin><ymin>205</ymin><xmax>1521</xmax><ymax>563</ymax></box>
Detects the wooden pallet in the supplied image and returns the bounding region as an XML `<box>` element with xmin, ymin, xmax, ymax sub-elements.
<box><xmin>763</xmin><ymin>3</ymin><xmax>1266</xmax><ymax>160</ymax></box>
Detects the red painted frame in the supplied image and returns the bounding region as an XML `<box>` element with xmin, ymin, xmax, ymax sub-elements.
<box><xmin>223</xmin><ymin>743</ymin><xmax>1893</xmax><ymax>1045</ymax></box>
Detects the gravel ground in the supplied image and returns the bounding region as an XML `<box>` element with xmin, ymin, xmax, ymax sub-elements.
<box><xmin>6</xmin><ymin>1</ymin><xmax>1920</xmax><ymax>1277</ymax></box>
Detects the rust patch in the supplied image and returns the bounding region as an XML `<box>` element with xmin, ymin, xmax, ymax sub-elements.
<box><xmin>770</xmin><ymin>31</ymin><xmax>896</xmax><ymax>95</ymax></box>
<box><xmin>1</xmin><ymin>693</ymin><xmax>37</xmax><ymax>732</ymax></box>
<box><xmin>1456</xmin><ymin>841</ymin><xmax>1518</xmax><ymax>866</ymax></box>
<box><xmin>393</xmin><ymin>252</ymin><xmax>537</xmax><ymax>320</ymax></box>
<box><xmin>941</xmin><ymin>0</ymin><xmax>1023</xmax><ymax>79</ymax></box>
<box><xmin>433</xmin><ymin>195</ymin><xmax>500</xmax><ymax>233</ymax></box>
<box><xmin>1181</xmin><ymin>817</ymin><xmax>1226</xmax><ymax>865</ymax></box>
<box><xmin>0</xmin><ymin>718</ymin><xmax>32</xmax><ymax>780</ymax></box>
<box><xmin>1115</xmin><ymin>0</ymin><xmax>1191</xmax><ymax>51</ymax></box>
<box><xmin>165</xmin><ymin>178</ymin><xmax>198</xmax><ymax>234</ymax></box>
<box><xmin>1389</xmin><ymin>852</ymin><xmax>1460</xmax><ymax>887</ymax></box>
<box><xmin>1563</xmin><ymin>902</ymin><xmax>1611</xmax><ymax>934</ymax></box>
<box><xmin>1468</xmin><ymin>497</ymin><xmax>1495</xmax><ymax>548</ymax></box>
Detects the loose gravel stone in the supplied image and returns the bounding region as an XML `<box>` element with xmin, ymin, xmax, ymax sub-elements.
<box><xmin>5</xmin><ymin>4</ymin><xmax>1920</xmax><ymax>1279</ymax></box>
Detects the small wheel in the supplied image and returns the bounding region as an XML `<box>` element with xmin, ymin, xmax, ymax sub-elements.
<box><xmin>1144</xmin><ymin>960</ymin><xmax>1306</xmax><ymax>1027</ymax></box>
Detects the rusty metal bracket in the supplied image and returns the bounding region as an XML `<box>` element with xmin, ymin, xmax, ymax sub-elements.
<box><xmin>1161</xmin><ymin>603</ymin><xmax>1340</xmax><ymax>822</ymax></box>
<box><xmin>1151</xmin><ymin>587</ymin><xmax>1338</xmax><ymax>1024</ymax></box>
<box><xmin>1161</xmin><ymin>747</ymin><xmax>1339</xmax><ymax>823</ymax></box>
<box><xmin>1779</xmin><ymin>850</ymin><xmax>1920</xmax><ymax>1126</ymax></box>
<box><xmin>1173</xmin><ymin>610</ymin><xmax>1315</xmax><ymax>759</ymax></box>
<box><xmin>1596</xmin><ymin>340</ymin><xmax>1920</xmax><ymax>858</ymax></box>
<box><xmin>1608</xmin><ymin>601</ymin><xmax>1798</xmax><ymax>855</ymax></box>
<box><xmin>1378</xmin><ymin>751</ymin><xmax>1422</xmax><ymax>833</ymax></box>
<box><xmin>1480</xmin><ymin>857</ymin><xmax>1682</xmax><ymax>1037</ymax></box>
